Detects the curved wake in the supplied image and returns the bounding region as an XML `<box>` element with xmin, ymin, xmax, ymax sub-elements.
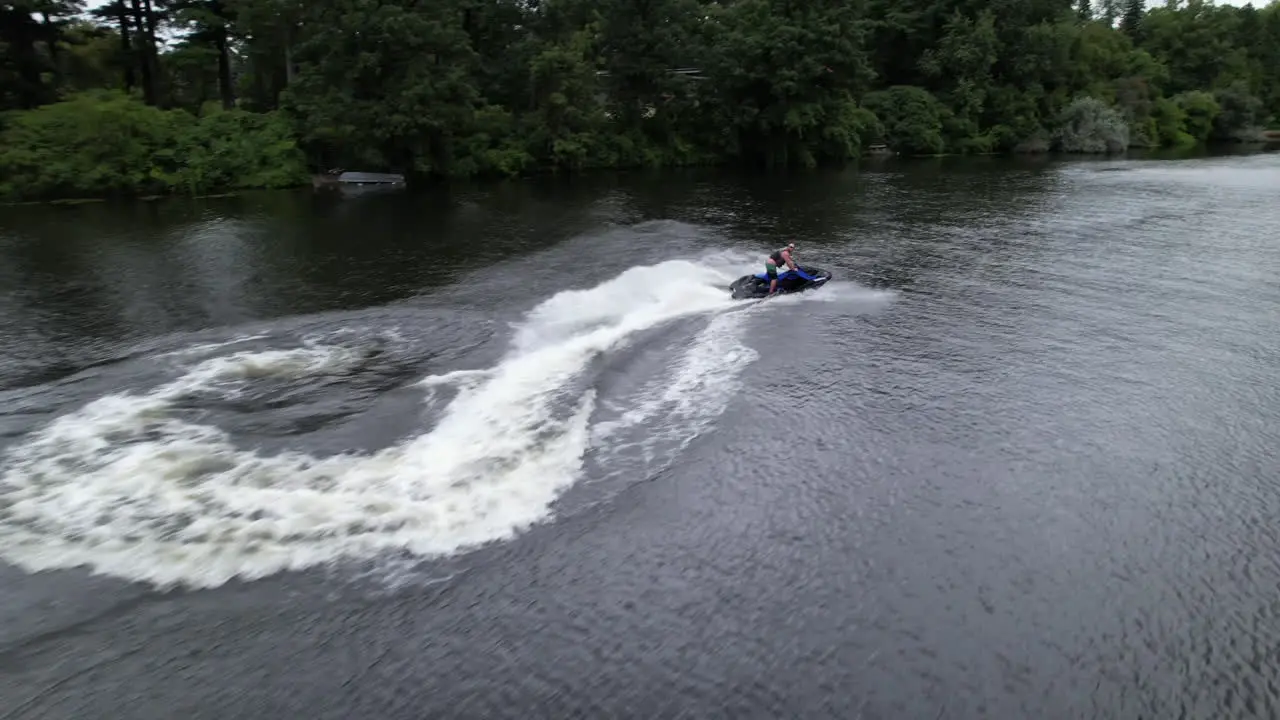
<box><xmin>0</xmin><ymin>257</ymin><xmax>762</xmax><ymax>589</ymax></box>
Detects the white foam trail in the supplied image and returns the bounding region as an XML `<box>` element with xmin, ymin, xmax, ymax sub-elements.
<box><xmin>168</xmin><ymin>345</ymin><xmax>365</xmax><ymax>399</ymax></box>
<box><xmin>510</xmin><ymin>259</ymin><xmax>742</xmax><ymax>354</ymax></box>
<box><xmin>0</xmin><ymin>257</ymin><xmax>750</xmax><ymax>589</ymax></box>
<box><xmin>147</xmin><ymin>334</ymin><xmax>272</xmax><ymax>367</ymax></box>
<box><xmin>587</xmin><ymin>274</ymin><xmax>891</xmax><ymax>471</ymax></box>
<box><xmin>592</xmin><ymin>311</ymin><xmax>756</xmax><ymax>461</ymax></box>
<box><xmin>418</xmin><ymin>368</ymin><xmax>492</xmax><ymax>388</ymax></box>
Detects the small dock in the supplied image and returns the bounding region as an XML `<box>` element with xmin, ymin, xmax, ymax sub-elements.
<box><xmin>312</xmin><ymin>170</ymin><xmax>407</xmax><ymax>196</ymax></box>
<box><xmin>312</xmin><ymin>170</ymin><xmax>406</xmax><ymax>192</ymax></box>
<box><xmin>334</xmin><ymin>171</ymin><xmax>405</xmax><ymax>185</ymax></box>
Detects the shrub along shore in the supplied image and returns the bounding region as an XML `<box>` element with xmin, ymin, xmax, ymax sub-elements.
<box><xmin>1</xmin><ymin>0</ymin><xmax>1277</xmax><ymax>203</ymax></box>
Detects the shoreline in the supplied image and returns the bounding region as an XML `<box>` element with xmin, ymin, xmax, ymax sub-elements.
<box><xmin>0</xmin><ymin>190</ymin><xmax>245</xmax><ymax>208</ymax></box>
<box><xmin>4</xmin><ymin>141</ymin><xmax>1276</xmax><ymax>209</ymax></box>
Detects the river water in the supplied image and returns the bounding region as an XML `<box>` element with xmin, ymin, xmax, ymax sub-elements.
<box><xmin>1</xmin><ymin>150</ymin><xmax>1278</xmax><ymax>719</ymax></box>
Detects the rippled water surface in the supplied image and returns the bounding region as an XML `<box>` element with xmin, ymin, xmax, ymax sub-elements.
<box><xmin>2</xmin><ymin>150</ymin><xmax>1279</xmax><ymax>719</ymax></box>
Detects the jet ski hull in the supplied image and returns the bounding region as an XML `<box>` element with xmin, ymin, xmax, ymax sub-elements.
<box><xmin>729</xmin><ymin>264</ymin><xmax>833</xmax><ymax>300</ymax></box>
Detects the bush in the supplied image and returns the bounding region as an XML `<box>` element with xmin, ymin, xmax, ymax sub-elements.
<box><xmin>1052</xmin><ymin>96</ymin><xmax>1129</xmax><ymax>154</ymax></box>
<box><xmin>1151</xmin><ymin>97</ymin><xmax>1196</xmax><ymax>147</ymax></box>
<box><xmin>1172</xmin><ymin>91</ymin><xmax>1220</xmax><ymax>143</ymax></box>
<box><xmin>0</xmin><ymin>90</ymin><xmax>181</xmax><ymax>199</ymax></box>
<box><xmin>167</xmin><ymin>106</ymin><xmax>311</xmax><ymax>193</ymax></box>
<box><xmin>1210</xmin><ymin>83</ymin><xmax>1264</xmax><ymax>142</ymax></box>
<box><xmin>818</xmin><ymin>98</ymin><xmax>883</xmax><ymax>161</ymax></box>
<box><xmin>0</xmin><ymin>90</ymin><xmax>309</xmax><ymax>201</ymax></box>
<box><xmin>862</xmin><ymin>86</ymin><xmax>947</xmax><ymax>155</ymax></box>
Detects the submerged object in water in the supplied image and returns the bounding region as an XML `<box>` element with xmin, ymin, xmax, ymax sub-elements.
<box><xmin>729</xmin><ymin>264</ymin><xmax>833</xmax><ymax>300</ymax></box>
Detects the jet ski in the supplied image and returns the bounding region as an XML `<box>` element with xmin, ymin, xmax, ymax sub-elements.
<box><xmin>729</xmin><ymin>264</ymin><xmax>833</xmax><ymax>300</ymax></box>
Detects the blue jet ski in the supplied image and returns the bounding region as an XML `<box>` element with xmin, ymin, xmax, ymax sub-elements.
<box><xmin>729</xmin><ymin>264</ymin><xmax>833</xmax><ymax>300</ymax></box>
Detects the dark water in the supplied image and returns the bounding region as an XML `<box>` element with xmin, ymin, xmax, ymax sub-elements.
<box><xmin>2</xmin><ymin>149</ymin><xmax>1279</xmax><ymax>719</ymax></box>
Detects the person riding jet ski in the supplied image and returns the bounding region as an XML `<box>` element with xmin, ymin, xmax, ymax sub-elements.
<box><xmin>727</xmin><ymin>242</ymin><xmax>830</xmax><ymax>299</ymax></box>
<box><xmin>765</xmin><ymin>242</ymin><xmax>798</xmax><ymax>295</ymax></box>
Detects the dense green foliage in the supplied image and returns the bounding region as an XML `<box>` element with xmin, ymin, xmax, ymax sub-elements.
<box><xmin>1</xmin><ymin>0</ymin><xmax>1278</xmax><ymax>199</ymax></box>
<box><xmin>0</xmin><ymin>89</ymin><xmax>306</xmax><ymax>199</ymax></box>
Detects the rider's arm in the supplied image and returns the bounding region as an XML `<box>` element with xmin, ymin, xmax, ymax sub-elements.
<box><xmin>784</xmin><ymin>250</ymin><xmax>797</xmax><ymax>270</ymax></box>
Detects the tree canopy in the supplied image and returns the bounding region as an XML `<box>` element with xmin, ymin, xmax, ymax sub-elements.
<box><xmin>1</xmin><ymin>0</ymin><xmax>1277</xmax><ymax>200</ymax></box>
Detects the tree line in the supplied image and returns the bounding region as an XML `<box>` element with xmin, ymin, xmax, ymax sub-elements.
<box><xmin>1</xmin><ymin>0</ymin><xmax>1278</xmax><ymax>200</ymax></box>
